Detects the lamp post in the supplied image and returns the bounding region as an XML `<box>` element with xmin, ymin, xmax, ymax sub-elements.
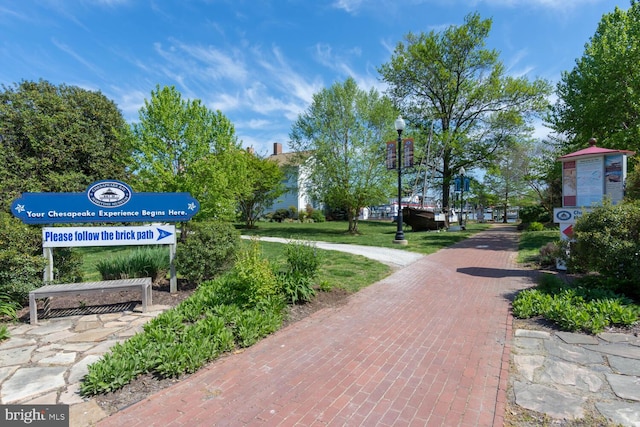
<box><xmin>459</xmin><ymin>166</ymin><xmax>466</xmax><ymax>230</ymax></box>
<box><xmin>393</xmin><ymin>115</ymin><xmax>407</xmax><ymax>244</ymax></box>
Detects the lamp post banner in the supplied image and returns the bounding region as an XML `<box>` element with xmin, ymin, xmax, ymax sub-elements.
<box><xmin>11</xmin><ymin>180</ymin><xmax>200</xmax><ymax>224</ymax></box>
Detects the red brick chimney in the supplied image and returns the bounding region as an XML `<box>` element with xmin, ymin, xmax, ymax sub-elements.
<box><xmin>273</xmin><ymin>142</ymin><xmax>283</xmax><ymax>155</ymax></box>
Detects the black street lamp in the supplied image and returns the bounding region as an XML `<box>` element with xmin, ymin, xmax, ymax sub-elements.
<box><xmin>393</xmin><ymin>115</ymin><xmax>407</xmax><ymax>244</ymax></box>
<box><xmin>459</xmin><ymin>166</ymin><xmax>466</xmax><ymax>230</ymax></box>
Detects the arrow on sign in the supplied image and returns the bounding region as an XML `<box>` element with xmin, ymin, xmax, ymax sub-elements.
<box><xmin>157</xmin><ymin>228</ymin><xmax>174</xmax><ymax>241</ymax></box>
<box><xmin>562</xmin><ymin>224</ymin><xmax>574</xmax><ymax>238</ymax></box>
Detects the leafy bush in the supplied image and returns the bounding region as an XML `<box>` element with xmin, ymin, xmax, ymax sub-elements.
<box><xmin>278</xmin><ymin>273</ymin><xmax>316</xmax><ymax>304</ymax></box>
<box><xmin>0</xmin><ymin>213</ymin><xmax>83</xmax><ymax>302</ymax></box>
<box><xmin>271</xmin><ymin>208</ymin><xmax>291</xmax><ymax>222</ymax></box>
<box><xmin>570</xmin><ymin>201</ymin><xmax>640</xmax><ymax>297</ymax></box>
<box><xmin>284</xmin><ymin>240</ymin><xmax>321</xmax><ymax>278</ymax></box>
<box><xmin>538</xmin><ymin>241</ymin><xmax>561</xmax><ymax>267</ymax></box>
<box><xmin>275</xmin><ymin>240</ymin><xmax>321</xmax><ymax>304</ymax></box>
<box><xmin>519</xmin><ymin>205</ymin><xmax>550</xmax><ymax>224</ymax></box>
<box><xmin>175</xmin><ymin>221</ymin><xmax>239</xmax><ymax>284</ymax></box>
<box><xmin>526</xmin><ymin>221</ymin><xmax>544</xmax><ymax>232</ymax></box>
<box><xmin>228</xmin><ymin>240</ymin><xmax>280</xmax><ymax>306</ymax></box>
<box><xmin>309</xmin><ymin>210</ymin><xmax>326</xmax><ymax>222</ymax></box>
<box><xmin>96</xmin><ymin>247</ymin><xmax>168</xmax><ymax>281</ymax></box>
<box><xmin>53</xmin><ymin>248</ymin><xmax>84</xmax><ymax>283</ymax></box>
<box><xmin>0</xmin><ymin>249</ymin><xmax>47</xmax><ymax>301</ymax></box>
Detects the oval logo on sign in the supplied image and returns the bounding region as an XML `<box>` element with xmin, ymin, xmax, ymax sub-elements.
<box><xmin>556</xmin><ymin>210</ymin><xmax>572</xmax><ymax>221</ymax></box>
<box><xmin>87</xmin><ymin>181</ymin><xmax>132</xmax><ymax>208</ymax></box>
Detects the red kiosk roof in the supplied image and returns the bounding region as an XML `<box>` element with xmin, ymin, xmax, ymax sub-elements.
<box><xmin>559</xmin><ymin>139</ymin><xmax>635</xmax><ymax>160</ymax></box>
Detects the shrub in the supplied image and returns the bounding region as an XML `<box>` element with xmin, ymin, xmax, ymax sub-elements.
<box><xmin>175</xmin><ymin>221</ymin><xmax>239</xmax><ymax>284</ymax></box>
<box><xmin>284</xmin><ymin>240</ymin><xmax>321</xmax><ymax>278</ymax></box>
<box><xmin>96</xmin><ymin>247</ymin><xmax>168</xmax><ymax>281</ymax></box>
<box><xmin>271</xmin><ymin>208</ymin><xmax>290</xmax><ymax>222</ymax></box>
<box><xmin>275</xmin><ymin>240</ymin><xmax>322</xmax><ymax>304</ymax></box>
<box><xmin>0</xmin><ymin>213</ymin><xmax>83</xmax><ymax>301</ymax></box>
<box><xmin>53</xmin><ymin>248</ymin><xmax>83</xmax><ymax>283</ymax></box>
<box><xmin>538</xmin><ymin>241</ymin><xmax>561</xmax><ymax>267</ymax></box>
<box><xmin>228</xmin><ymin>240</ymin><xmax>280</xmax><ymax>306</ymax></box>
<box><xmin>0</xmin><ymin>249</ymin><xmax>47</xmax><ymax>301</ymax></box>
<box><xmin>526</xmin><ymin>221</ymin><xmax>544</xmax><ymax>231</ymax></box>
<box><xmin>309</xmin><ymin>209</ymin><xmax>326</xmax><ymax>223</ymax></box>
<box><xmin>519</xmin><ymin>205</ymin><xmax>550</xmax><ymax>224</ymax></box>
<box><xmin>570</xmin><ymin>201</ymin><xmax>640</xmax><ymax>297</ymax></box>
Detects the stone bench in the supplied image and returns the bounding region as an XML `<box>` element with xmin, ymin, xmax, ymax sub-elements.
<box><xmin>29</xmin><ymin>277</ymin><xmax>152</xmax><ymax>325</ymax></box>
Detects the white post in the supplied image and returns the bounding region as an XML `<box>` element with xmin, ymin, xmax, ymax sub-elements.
<box><xmin>43</xmin><ymin>247</ymin><xmax>54</xmax><ymax>282</ymax></box>
<box><xmin>169</xmin><ymin>243</ymin><xmax>177</xmax><ymax>293</ymax></box>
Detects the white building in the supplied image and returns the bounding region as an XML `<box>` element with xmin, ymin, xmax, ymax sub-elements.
<box><xmin>266</xmin><ymin>142</ymin><xmax>317</xmax><ymax>215</ymax></box>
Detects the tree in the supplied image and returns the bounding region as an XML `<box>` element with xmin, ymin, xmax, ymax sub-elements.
<box><xmin>238</xmin><ymin>152</ymin><xmax>285</xmax><ymax>228</ymax></box>
<box><xmin>548</xmin><ymin>2</ymin><xmax>640</xmax><ymax>153</ymax></box>
<box><xmin>290</xmin><ymin>77</ymin><xmax>398</xmax><ymax>234</ymax></box>
<box><xmin>130</xmin><ymin>85</ymin><xmax>248</xmax><ymax>223</ymax></box>
<box><xmin>379</xmin><ymin>13</ymin><xmax>551</xmax><ymax>216</ymax></box>
<box><xmin>521</xmin><ymin>141</ymin><xmax>563</xmax><ymax>218</ymax></box>
<box><xmin>0</xmin><ymin>79</ymin><xmax>131</xmax><ymax>211</ymax></box>
<box><xmin>483</xmin><ymin>138</ymin><xmax>536</xmax><ymax>222</ymax></box>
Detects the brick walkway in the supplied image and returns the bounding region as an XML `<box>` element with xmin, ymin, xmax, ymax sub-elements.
<box><xmin>99</xmin><ymin>224</ymin><xmax>536</xmax><ymax>426</ymax></box>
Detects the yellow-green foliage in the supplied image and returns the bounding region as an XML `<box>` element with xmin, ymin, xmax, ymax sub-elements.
<box><xmin>230</xmin><ymin>240</ymin><xmax>279</xmax><ymax>306</ymax></box>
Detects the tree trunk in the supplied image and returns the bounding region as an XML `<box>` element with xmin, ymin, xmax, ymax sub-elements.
<box><xmin>348</xmin><ymin>208</ymin><xmax>359</xmax><ymax>234</ymax></box>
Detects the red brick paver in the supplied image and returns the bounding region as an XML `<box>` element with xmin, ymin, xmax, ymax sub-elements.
<box><xmin>98</xmin><ymin>224</ymin><xmax>535</xmax><ymax>426</ymax></box>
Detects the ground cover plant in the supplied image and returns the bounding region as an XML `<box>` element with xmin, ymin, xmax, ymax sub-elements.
<box><xmin>515</xmin><ymin>221</ymin><xmax>640</xmax><ymax>334</ymax></box>
<box><xmin>81</xmin><ymin>241</ymin><xmax>287</xmax><ymax>396</ymax></box>
<box><xmin>512</xmin><ymin>274</ymin><xmax>639</xmax><ymax>334</ymax></box>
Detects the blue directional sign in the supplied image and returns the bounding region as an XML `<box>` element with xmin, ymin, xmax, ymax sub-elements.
<box><xmin>11</xmin><ymin>180</ymin><xmax>200</xmax><ymax>224</ymax></box>
<box><xmin>42</xmin><ymin>225</ymin><xmax>177</xmax><ymax>247</ymax></box>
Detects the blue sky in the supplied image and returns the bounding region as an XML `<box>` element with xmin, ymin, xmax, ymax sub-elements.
<box><xmin>0</xmin><ymin>0</ymin><xmax>629</xmax><ymax>157</ymax></box>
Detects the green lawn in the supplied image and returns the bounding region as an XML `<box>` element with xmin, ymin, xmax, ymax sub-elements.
<box><xmin>517</xmin><ymin>229</ymin><xmax>559</xmax><ymax>265</ymax></box>
<box><xmin>75</xmin><ymin>220</ymin><xmax>492</xmax><ymax>288</ymax></box>
<box><xmin>239</xmin><ymin>219</ymin><xmax>492</xmax><ymax>255</ymax></box>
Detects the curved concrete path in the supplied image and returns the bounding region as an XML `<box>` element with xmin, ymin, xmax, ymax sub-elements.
<box><xmin>240</xmin><ymin>235</ymin><xmax>425</xmax><ymax>269</ymax></box>
<box><xmin>99</xmin><ymin>224</ymin><xmax>535</xmax><ymax>426</ymax></box>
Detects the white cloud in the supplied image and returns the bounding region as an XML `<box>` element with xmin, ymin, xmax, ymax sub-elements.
<box><xmin>112</xmin><ymin>88</ymin><xmax>146</xmax><ymax>119</ymax></box>
<box><xmin>52</xmin><ymin>38</ymin><xmax>104</xmax><ymax>77</ymax></box>
<box><xmin>332</xmin><ymin>0</ymin><xmax>365</xmax><ymax>13</ymax></box>
<box><xmin>152</xmin><ymin>40</ymin><xmax>248</xmax><ymax>85</ymax></box>
<box><xmin>476</xmin><ymin>0</ymin><xmax>604</xmax><ymax>9</ymax></box>
<box><xmin>209</xmin><ymin>92</ymin><xmax>241</xmax><ymax>112</ymax></box>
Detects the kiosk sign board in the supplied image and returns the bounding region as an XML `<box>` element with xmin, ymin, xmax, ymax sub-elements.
<box><xmin>554</xmin><ymin>140</ymin><xmax>635</xmax><ymax>270</ymax></box>
<box><xmin>11</xmin><ymin>180</ymin><xmax>199</xmax><ymax>224</ymax></box>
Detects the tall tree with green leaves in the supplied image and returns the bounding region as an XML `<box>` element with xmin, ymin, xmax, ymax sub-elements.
<box><xmin>130</xmin><ymin>85</ymin><xmax>248</xmax><ymax>222</ymax></box>
<box><xmin>0</xmin><ymin>79</ymin><xmax>131</xmax><ymax>211</ymax></box>
<box><xmin>238</xmin><ymin>151</ymin><xmax>285</xmax><ymax>229</ymax></box>
<box><xmin>290</xmin><ymin>77</ymin><xmax>398</xmax><ymax>234</ymax></box>
<box><xmin>379</xmin><ymin>12</ymin><xmax>551</xmax><ymax>214</ymax></box>
<box><xmin>484</xmin><ymin>138</ymin><xmax>536</xmax><ymax>222</ymax></box>
<box><xmin>548</xmin><ymin>2</ymin><xmax>640</xmax><ymax>154</ymax></box>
